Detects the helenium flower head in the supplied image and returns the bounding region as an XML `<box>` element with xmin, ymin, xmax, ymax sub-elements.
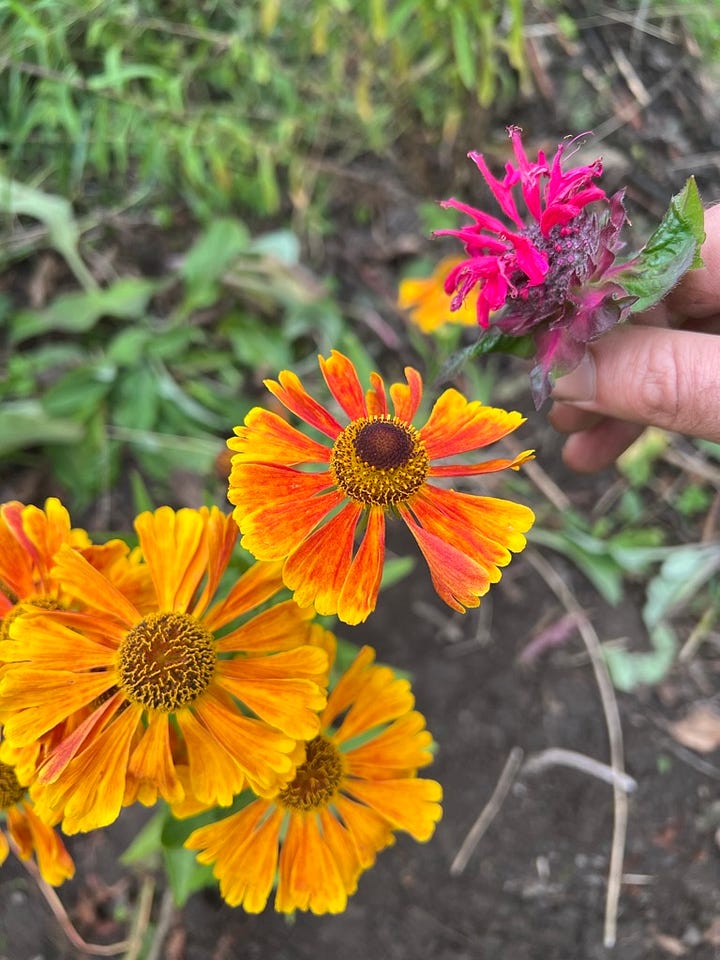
<box><xmin>437</xmin><ymin>126</ymin><xmax>637</xmax><ymax>406</ymax></box>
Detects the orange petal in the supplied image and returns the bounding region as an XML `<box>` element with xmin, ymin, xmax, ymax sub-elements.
<box><xmin>332</xmin><ymin>666</ymin><xmax>414</xmax><ymax>747</ymax></box>
<box><xmin>336</xmin><ymin>506</ymin><xmax>385</xmax><ymax>626</ymax></box>
<box><xmin>319</xmin><ymin>350</ymin><xmax>367</xmax><ymax>420</ymax></box>
<box><xmin>365</xmin><ymin>372</ymin><xmax>388</xmax><ymax>417</ymax></box>
<box><xmin>187</xmin><ymin>801</ymin><xmax>282</xmax><ymax>912</ymax></box>
<box><xmin>419</xmin><ymin>389</ymin><xmax>526</xmax><ymax>460</ymax></box>
<box><xmin>321</xmin><ymin>645</ymin><xmax>376</xmax><ymax>729</ymax></box>
<box><xmin>276</xmin><ymin>812</ymin><xmax>349</xmax><ymax>914</ymax></box>
<box><xmin>409</xmin><ymin>486</ymin><xmax>535</xmax><ymax>562</ymax></box>
<box><xmin>217</xmin><ymin>647</ymin><xmax>328</xmax><ymax>740</ymax></box>
<box><xmin>128</xmin><ymin>713</ymin><xmax>184</xmax><ymax>805</ymax></box>
<box><xmin>50</xmin><ymin>545</ymin><xmax>139</xmax><ymax>625</ymax></box>
<box><xmin>39</xmin><ymin>693</ymin><xmax>127</xmax><ymax>782</ymax></box>
<box><xmin>236</xmin><ymin>485</ymin><xmax>344</xmax><ymax>560</ymax></box>
<box><xmin>228</xmin><ymin>407</ymin><xmax>332</xmax><ymax>463</ymax></box>
<box><xmin>15</xmin><ymin>803</ymin><xmax>75</xmax><ymax>885</ymax></box>
<box><xmin>203</xmin><ymin>559</ymin><xmax>285</xmax><ymax>632</ymax></box>
<box><xmin>34</xmin><ymin>706</ymin><xmax>140</xmax><ymax>834</ymax></box>
<box><xmin>399</xmin><ymin>506</ymin><xmax>495</xmax><ymax>612</ymax></box>
<box><xmin>192</xmin><ymin>507</ymin><xmax>237</xmax><ymax>619</ymax></box>
<box><xmin>228</xmin><ymin>461</ymin><xmax>334</xmax><ymax>519</ymax></box>
<box><xmin>345</xmin><ymin>711</ymin><xmax>434</xmax><ymax>777</ymax></box>
<box><xmin>333</xmin><ymin>793</ymin><xmax>394</xmax><ymax>868</ymax></box>
<box><xmin>264</xmin><ymin>368</ymin><xmax>344</xmax><ymax>440</ymax></box>
<box><xmin>175</xmin><ymin>709</ymin><xmax>246</xmax><ymax>806</ymax></box>
<box><xmin>429</xmin><ymin>448</ymin><xmax>535</xmax><ymax>477</ymax></box>
<box><xmin>344</xmin><ymin>777</ymin><xmax>443</xmax><ymax>841</ymax></box>
<box><xmin>282</xmin><ymin>502</ymin><xmax>362</xmax><ymax>616</ymax></box>
<box><xmin>0</xmin><ymin>502</ymin><xmax>35</xmax><ymax>598</ymax></box>
<box><xmin>390</xmin><ymin>366</ymin><xmax>423</xmax><ymax>422</ymax></box>
<box><xmin>215</xmin><ymin>599</ymin><xmax>314</xmax><ymax>654</ymax></box>
<box><xmin>134</xmin><ymin>507</ymin><xmax>206</xmax><ymax>613</ymax></box>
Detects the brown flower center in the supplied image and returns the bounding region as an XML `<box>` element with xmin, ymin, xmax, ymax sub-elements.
<box><xmin>277</xmin><ymin>736</ymin><xmax>343</xmax><ymax>811</ymax></box>
<box><xmin>117</xmin><ymin>612</ymin><xmax>216</xmax><ymax>712</ymax></box>
<box><xmin>331</xmin><ymin>416</ymin><xmax>429</xmax><ymax>506</ymax></box>
<box><xmin>0</xmin><ymin>761</ymin><xmax>25</xmax><ymax>810</ymax></box>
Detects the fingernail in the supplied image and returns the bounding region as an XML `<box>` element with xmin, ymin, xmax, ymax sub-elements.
<box><xmin>551</xmin><ymin>353</ymin><xmax>597</xmax><ymax>402</ymax></box>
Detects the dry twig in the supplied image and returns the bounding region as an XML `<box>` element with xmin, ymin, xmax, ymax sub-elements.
<box><xmin>525</xmin><ymin>548</ymin><xmax>628</xmax><ymax>949</ymax></box>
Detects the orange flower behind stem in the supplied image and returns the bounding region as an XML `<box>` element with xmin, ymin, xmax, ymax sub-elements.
<box><xmin>0</xmin><ymin>506</ymin><xmax>329</xmax><ymax>834</ymax></box>
<box><xmin>228</xmin><ymin>350</ymin><xmax>535</xmax><ymax>625</ymax></box>
<box><xmin>397</xmin><ymin>256</ymin><xmax>477</xmax><ymax>334</ymax></box>
<box><xmin>186</xmin><ymin>641</ymin><xmax>442</xmax><ymax>914</ymax></box>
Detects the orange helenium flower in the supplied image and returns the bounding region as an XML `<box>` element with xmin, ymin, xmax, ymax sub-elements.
<box><xmin>227</xmin><ymin>350</ymin><xmax>535</xmax><ymax>624</ymax></box>
<box><xmin>397</xmin><ymin>256</ymin><xmax>477</xmax><ymax>333</ymax></box>
<box><xmin>185</xmin><ymin>643</ymin><xmax>442</xmax><ymax>914</ymax></box>
<box><xmin>0</xmin><ymin>506</ymin><xmax>329</xmax><ymax>834</ymax></box>
<box><xmin>0</xmin><ymin>757</ymin><xmax>74</xmax><ymax>886</ymax></box>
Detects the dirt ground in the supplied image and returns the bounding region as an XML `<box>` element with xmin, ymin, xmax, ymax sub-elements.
<box><xmin>3</xmin><ymin>10</ymin><xmax>720</xmax><ymax>960</ymax></box>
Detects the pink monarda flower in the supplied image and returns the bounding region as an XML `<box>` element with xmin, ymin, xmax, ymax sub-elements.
<box><xmin>437</xmin><ymin>126</ymin><xmax>637</xmax><ymax>405</ymax></box>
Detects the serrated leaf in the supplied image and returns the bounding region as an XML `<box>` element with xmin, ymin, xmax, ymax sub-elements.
<box><xmin>622</xmin><ymin>176</ymin><xmax>705</xmax><ymax>312</ymax></box>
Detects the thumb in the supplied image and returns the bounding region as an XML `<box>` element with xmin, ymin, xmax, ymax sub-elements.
<box><xmin>552</xmin><ymin>324</ymin><xmax>720</xmax><ymax>442</ymax></box>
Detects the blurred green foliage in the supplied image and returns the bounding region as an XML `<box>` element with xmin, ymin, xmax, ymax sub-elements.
<box><xmin>0</xmin><ymin>0</ymin><xmax>528</xmax><ymax>219</ymax></box>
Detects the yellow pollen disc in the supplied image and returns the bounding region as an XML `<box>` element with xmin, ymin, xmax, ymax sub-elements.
<box><xmin>0</xmin><ymin>761</ymin><xmax>25</xmax><ymax>810</ymax></box>
<box><xmin>117</xmin><ymin>612</ymin><xmax>216</xmax><ymax>712</ymax></box>
<box><xmin>0</xmin><ymin>596</ymin><xmax>60</xmax><ymax>644</ymax></box>
<box><xmin>331</xmin><ymin>415</ymin><xmax>429</xmax><ymax>506</ymax></box>
<box><xmin>277</xmin><ymin>736</ymin><xmax>343</xmax><ymax>812</ymax></box>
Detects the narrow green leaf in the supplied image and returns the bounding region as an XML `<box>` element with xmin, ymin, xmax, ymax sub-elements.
<box><xmin>163</xmin><ymin>846</ymin><xmax>216</xmax><ymax>906</ymax></box>
<box><xmin>622</xmin><ymin>176</ymin><xmax>706</xmax><ymax>312</ymax></box>
<box><xmin>0</xmin><ymin>401</ymin><xmax>84</xmax><ymax>454</ymax></box>
<box><xmin>450</xmin><ymin>7</ymin><xmax>475</xmax><ymax>90</ymax></box>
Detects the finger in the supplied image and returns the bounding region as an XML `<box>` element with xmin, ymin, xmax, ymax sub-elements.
<box><xmin>547</xmin><ymin>401</ymin><xmax>602</xmax><ymax>435</ymax></box>
<box><xmin>551</xmin><ymin>325</ymin><xmax>720</xmax><ymax>441</ymax></box>
<box><xmin>562</xmin><ymin>420</ymin><xmax>646</xmax><ymax>474</ymax></box>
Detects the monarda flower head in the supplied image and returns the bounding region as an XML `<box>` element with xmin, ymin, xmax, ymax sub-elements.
<box><xmin>437</xmin><ymin>126</ymin><xmax>637</xmax><ymax>406</ymax></box>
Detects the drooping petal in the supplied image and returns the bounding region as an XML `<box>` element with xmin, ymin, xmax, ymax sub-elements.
<box><xmin>186</xmin><ymin>800</ymin><xmax>283</xmax><ymax>912</ymax></box>
<box><xmin>276</xmin><ymin>813</ymin><xmax>349</xmax><ymax>914</ymax></box>
<box><xmin>228</xmin><ymin>408</ymin><xmax>332</xmax><ymax>464</ymax></box>
<box><xmin>344</xmin><ymin>711</ymin><xmax>435</xmax><ymax>778</ymax></box>
<box><xmin>429</xmin><ymin>449</ymin><xmax>535</xmax><ymax>477</ymax></box>
<box><xmin>128</xmin><ymin>712</ymin><xmax>185</xmax><ymax>805</ymax></box>
<box><xmin>319</xmin><ymin>350</ymin><xmax>367</xmax><ymax>421</ymax></box>
<box><xmin>13</xmin><ymin>802</ymin><xmax>75</xmax><ymax>885</ymax></box>
<box><xmin>264</xmin><ymin>369</ymin><xmax>344</xmax><ymax>440</ymax></box>
<box><xmin>419</xmin><ymin>388</ymin><xmax>526</xmax><ymax>460</ymax></box>
<box><xmin>336</xmin><ymin>506</ymin><xmax>385</xmax><ymax>626</ymax></box>
<box><xmin>175</xmin><ymin>708</ymin><xmax>246</xmax><ymax>807</ymax></box>
<box><xmin>333</xmin><ymin>793</ymin><xmax>395</xmax><ymax>868</ymax></box>
<box><xmin>282</xmin><ymin>502</ymin><xmax>363</xmax><ymax>616</ymax></box>
<box><xmin>399</xmin><ymin>507</ymin><xmax>496</xmax><ymax>612</ymax></box>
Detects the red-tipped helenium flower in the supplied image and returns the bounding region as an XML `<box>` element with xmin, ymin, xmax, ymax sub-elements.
<box><xmin>438</xmin><ymin>126</ymin><xmax>637</xmax><ymax>405</ymax></box>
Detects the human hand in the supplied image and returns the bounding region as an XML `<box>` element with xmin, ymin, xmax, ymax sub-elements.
<box><xmin>549</xmin><ymin>203</ymin><xmax>720</xmax><ymax>472</ymax></box>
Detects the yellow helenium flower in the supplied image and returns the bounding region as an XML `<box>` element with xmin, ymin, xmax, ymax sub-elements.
<box><xmin>0</xmin><ymin>497</ymin><xmax>155</xmax><ymax>786</ymax></box>
<box><xmin>0</xmin><ymin>506</ymin><xmax>328</xmax><ymax>834</ymax></box>
<box><xmin>186</xmin><ymin>642</ymin><xmax>442</xmax><ymax>914</ymax></box>
<box><xmin>228</xmin><ymin>349</ymin><xmax>535</xmax><ymax>625</ymax></box>
<box><xmin>0</xmin><ymin>758</ymin><xmax>74</xmax><ymax>886</ymax></box>
<box><xmin>398</xmin><ymin>256</ymin><xmax>478</xmax><ymax>333</ymax></box>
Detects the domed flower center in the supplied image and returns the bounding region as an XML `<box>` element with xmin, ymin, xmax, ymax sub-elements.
<box><xmin>277</xmin><ymin>736</ymin><xmax>343</xmax><ymax>811</ymax></box>
<box><xmin>0</xmin><ymin>761</ymin><xmax>25</xmax><ymax>810</ymax></box>
<box><xmin>331</xmin><ymin>416</ymin><xmax>429</xmax><ymax>506</ymax></box>
<box><xmin>117</xmin><ymin>612</ymin><xmax>216</xmax><ymax>712</ymax></box>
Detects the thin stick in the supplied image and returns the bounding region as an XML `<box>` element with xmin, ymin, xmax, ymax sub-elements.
<box><xmin>143</xmin><ymin>887</ymin><xmax>178</xmax><ymax>960</ymax></box>
<box><xmin>11</xmin><ymin>839</ymin><xmax>129</xmax><ymax>956</ymax></box>
<box><xmin>122</xmin><ymin>874</ymin><xmax>156</xmax><ymax>960</ymax></box>
<box><xmin>522</xmin><ymin>747</ymin><xmax>637</xmax><ymax>794</ymax></box>
<box><xmin>525</xmin><ymin>548</ymin><xmax>628</xmax><ymax>949</ymax></box>
<box><xmin>450</xmin><ymin>746</ymin><xmax>524</xmax><ymax>877</ymax></box>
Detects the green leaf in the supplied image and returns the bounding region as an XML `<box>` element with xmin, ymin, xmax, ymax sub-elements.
<box><xmin>10</xmin><ymin>278</ymin><xmax>158</xmax><ymax>344</ymax></box>
<box><xmin>450</xmin><ymin>7</ymin><xmax>475</xmax><ymax>90</ymax></box>
<box><xmin>120</xmin><ymin>810</ymin><xmax>166</xmax><ymax>867</ymax></box>
<box><xmin>0</xmin><ymin>401</ymin><xmax>84</xmax><ymax>455</ymax></box>
<box><xmin>42</xmin><ymin>364</ymin><xmax>115</xmax><ymax>420</ymax></box>
<box><xmin>180</xmin><ymin>218</ymin><xmax>250</xmax><ymax>290</ymax></box>
<box><xmin>604</xmin><ymin>620</ymin><xmax>677</xmax><ymax>693</ymax></box>
<box><xmin>163</xmin><ymin>845</ymin><xmax>216</xmax><ymax>907</ymax></box>
<box><xmin>643</xmin><ymin>543</ymin><xmax>720</xmax><ymax>629</ymax></box>
<box><xmin>435</xmin><ymin>330</ymin><xmax>534</xmax><ymax>386</ymax></box>
<box><xmin>622</xmin><ymin>176</ymin><xmax>705</xmax><ymax>312</ymax></box>
<box><xmin>0</xmin><ymin>175</ymin><xmax>96</xmax><ymax>289</ymax></box>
